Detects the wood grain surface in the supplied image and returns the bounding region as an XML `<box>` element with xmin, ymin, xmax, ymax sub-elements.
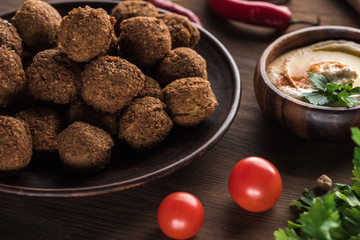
<box><xmin>0</xmin><ymin>0</ymin><xmax>359</xmax><ymax>239</ymax></box>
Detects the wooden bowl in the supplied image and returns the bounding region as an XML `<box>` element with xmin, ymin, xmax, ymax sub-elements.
<box><xmin>254</xmin><ymin>26</ymin><xmax>360</xmax><ymax>141</ymax></box>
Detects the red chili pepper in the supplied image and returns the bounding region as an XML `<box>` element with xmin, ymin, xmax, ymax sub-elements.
<box><xmin>208</xmin><ymin>0</ymin><xmax>291</xmax><ymax>31</ymax></box>
<box><xmin>145</xmin><ymin>0</ymin><xmax>203</xmax><ymax>27</ymax></box>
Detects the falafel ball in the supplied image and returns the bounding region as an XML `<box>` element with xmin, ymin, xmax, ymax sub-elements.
<box><xmin>27</xmin><ymin>48</ymin><xmax>81</xmax><ymax>104</ymax></box>
<box><xmin>111</xmin><ymin>0</ymin><xmax>158</xmax><ymax>36</ymax></box>
<box><xmin>16</xmin><ymin>107</ymin><xmax>63</xmax><ymax>152</ymax></box>
<box><xmin>137</xmin><ymin>75</ymin><xmax>163</xmax><ymax>100</ymax></box>
<box><xmin>0</xmin><ymin>18</ymin><xmax>23</xmax><ymax>57</ymax></box>
<box><xmin>12</xmin><ymin>0</ymin><xmax>61</xmax><ymax>51</ymax></box>
<box><xmin>0</xmin><ymin>116</ymin><xmax>32</xmax><ymax>175</ymax></box>
<box><xmin>118</xmin><ymin>17</ymin><xmax>171</xmax><ymax>67</ymax></box>
<box><xmin>163</xmin><ymin>77</ymin><xmax>218</xmax><ymax>126</ymax></box>
<box><xmin>67</xmin><ymin>99</ymin><xmax>119</xmax><ymax>136</ymax></box>
<box><xmin>82</xmin><ymin>56</ymin><xmax>145</xmax><ymax>113</ymax></box>
<box><xmin>157</xmin><ymin>13</ymin><xmax>200</xmax><ymax>49</ymax></box>
<box><xmin>155</xmin><ymin>47</ymin><xmax>207</xmax><ymax>86</ymax></box>
<box><xmin>0</xmin><ymin>45</ymin><xmax>26</xmax><ymax>107</ymax></box>
<box><xmin>57</xmin><ymin>121</ymin><xmax>114</xmax><ymax>174</ymax></box>
<box><xmin>58</xmin><ymin>6</ymin><xmax>115</xmax><ymax>62</ymax></box>
<box><xmin>119</xmin><ymin>96</ymin><xmax>173</xmax><ymax>149</ymax></box>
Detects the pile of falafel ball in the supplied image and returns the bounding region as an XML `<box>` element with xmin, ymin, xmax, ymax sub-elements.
<box><xmin>0</xmin><ymin>0</ymin><xmax>218</xmax><ymax>175</ymax></box>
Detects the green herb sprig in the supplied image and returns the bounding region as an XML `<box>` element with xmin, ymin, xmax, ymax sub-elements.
<box><xmin>302</xmin><ymin>72</ymin><xmax>360</xmax><ymax>107</ymax></box>
<box><xmin>274</xmin><ymin>128</ymin><xmax>360</xmax><ymax>240</ymax></box>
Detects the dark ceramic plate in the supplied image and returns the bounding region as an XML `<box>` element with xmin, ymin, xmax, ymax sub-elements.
<box><xmin>0</xmin><ymin>0</ymin><xmax>241</xmax><ymax>197</ymax></box>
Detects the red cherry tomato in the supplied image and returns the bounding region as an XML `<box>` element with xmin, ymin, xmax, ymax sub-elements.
<box><xmin>228</xmin><ymin>156</ymin><xmax>282</xmax><ymax>212</ymax></box>
<box><xmin>157</xmin><ymin>192</ymin><xmax>204</xmax><ymax>239</ymax></box>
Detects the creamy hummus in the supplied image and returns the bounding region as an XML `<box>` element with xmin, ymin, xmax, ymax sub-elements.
<box><xmin>267</xmin><ymin>40</ymin><xmax>360</xmax><ymax>102</ymax></box>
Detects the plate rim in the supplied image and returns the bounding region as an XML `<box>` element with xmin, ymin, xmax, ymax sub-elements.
<box><xmin>0</xmin><ymin>0</ymin><xmax>241</xmax><ymax>197</ymax></box>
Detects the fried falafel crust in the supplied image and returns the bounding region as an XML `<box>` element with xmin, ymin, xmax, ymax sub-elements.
<box><xmin>57</xmin><ymin>122</ymin><xmax>114</xmax><ymax>174</ymax></box>
<box><xmin>119</xmin><ymin>96</ymin><xmax>173</xmax><ymax>149</ymax></box>
<box><xmin>16</xmin><ymin>107</ymin><xmax>63</xmax><ymax>152</ymax></box>
<box><xmin>12</xmin><ymin>0</ymin><xmax>61</xmax><ymax>50</ymax></box>
<box><xmin>0</xmin><ymin>45</ymin><xmax>26</xmax><ymax>107</ymax></box>
<box><xmin>119</xmin><ymin>17</ymin><xmax>171</xmax><ymax>67</ymax></box>
<box><xmin>163</xmin><ymin>77</ymin><xmax>218</xmax><ymax>126</ymax></box>
<box><xmin>67</xmin><ymin>99</ymin><xmax>119</xmax><ymax>136</ymax></box>
<box><xmin>27</xmin><ymin>48</ymin><xmax>81</xmax><ymax>104</ymax></box>
<box><xmin>82</xmin><ymin>56</ymin><xmax>145</xmax><ymax>113</ymax></box>
<box><xmin>0</xmin><ymin>18</ymin><xmax>23</xmax><ymax>57</ymax></box>
<box><xmin>157</xmin><ymin>13</ymin><xmax>200</xmax><ymax>49</ymax></box>
<box><xmin>58</xmin><ymin>6</ymin><xmax>115</xmax><ymax>62</ymax></box>
<box><xmin>111</xmin><ymin>0</ymin><xmax>158</xmax><ymax>36</ymax></box>
<box><xmin>137</xmin><ymin>75</ymin><xmax>163</xmax><ymax>100</ymax></box>
<box><xmin>155</xmin><ymin>47</ymin><xmax>207</xmax><ymax>86</ymax></box>
<box><xmin>0</xmin><ymin>116</ymin><xmax>32</xmax><ymax>173</ymax></box>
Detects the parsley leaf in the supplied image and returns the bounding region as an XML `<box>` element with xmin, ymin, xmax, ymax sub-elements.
<box><xmin>302</xmin><ymin>73</ymin><xmax>360</xmax><ymax>107</ymax></box>
<box><xmin>335</xmin><ymin>189</ymin><xmax>360</xmax><ymax>207</ymax></box>
<box><xmin>351</xmin><ymin>128</ymin><xmax>360</xmax><ymax>196</ymax></box>
<box><xmin>338</xmin><ymin>90</ymin><xmax>350</xmax><ymax>101</ymax></box>
<box><xmin>274</xmin><ymin>127</ymin><xmax>360</xmax><ymax>240</ymax></box>
<box><xmin>351</xmin><ymin>128</ymin><xmax>360</xmax><ymax>146</ymax></box>
<box><xmin>302</xmin><ymin>93</ymin><xmax>329</xmax><ymax>105</ymax></box>
<box><xmin>338</xmin><ymin>90</ymin><xmax>357</xmax><ymax>106</ymax></box>
<box><xmin>350</xmin><ymin>87</ymin><xmax>360</xmax><ymax>95</ymax></box>
<box><xmin>298</xmin><ymin>193</ymin><xmax>340</xmax><ymax>240</ymax></box>
<box><xmin>340</xmin><ymin>207</ymin><xmax>360</xmax><ymax>237</ymax></box>
<box><xmin>309</xmin><ymin>72</ymin><xmax>328</xmax><ymax>91</ymax></box>
<box><xmin>325</xmin><ymin>82</ymin><xmax>340</xmax><ymax>92</ymax></box>
<box><xmin>346</xmin><ymin>97</ymin><xmax>359</xmax><ymax>107</ymax></box>
<box><xmin>343</xmin><ymin>83</ymin><xmax>354</xmax><ymax>91</ymax></box>
<box><xmin>274</xmin><ymin>228</ymin><xmax>301</xmax><ymax>240</ymax></box>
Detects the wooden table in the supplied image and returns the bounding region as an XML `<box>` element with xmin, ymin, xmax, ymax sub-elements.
<box><xmin>0</xmin><ymin>0</ymin><xmax>359</xmax><ymax>239</ymax></box>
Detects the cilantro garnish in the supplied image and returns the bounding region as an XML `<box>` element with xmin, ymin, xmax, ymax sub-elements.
<box><xmin>274</xmin><ymin>127</ymin><xmax>360</xmax><ymax>240</ymax></box>
<box><xmin>302</xmin><ymin>72</ymin><xmax>360</xmax><ymax>107</ymax></box>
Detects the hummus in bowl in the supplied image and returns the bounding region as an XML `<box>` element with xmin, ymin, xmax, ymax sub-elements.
<box><xmin>267</xmin><ymin>40</ymin><xmax>360</xmax><ymax>106</ymax></box>
<box><xmin>254</xmin><ymin>26</ymin><xmax>360</xmax><ymax>140</ymax></box>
